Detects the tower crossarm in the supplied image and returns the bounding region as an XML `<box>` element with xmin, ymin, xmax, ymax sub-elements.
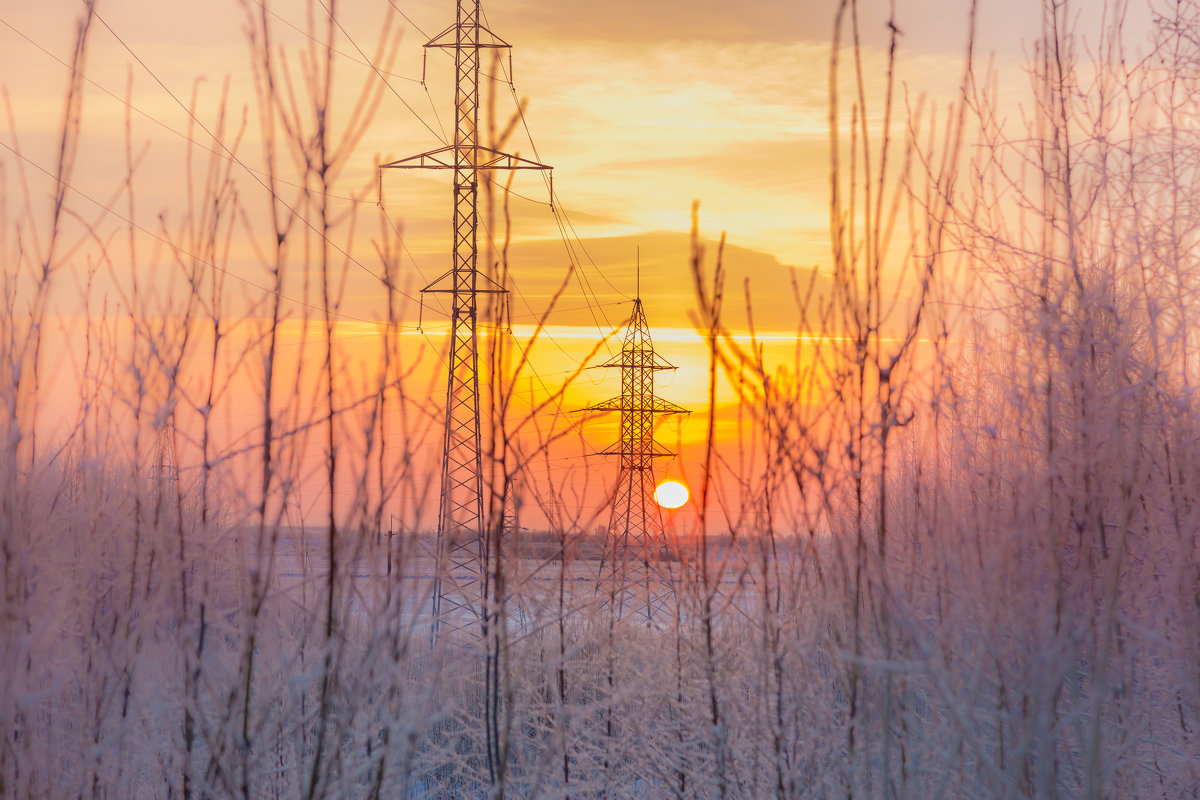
<box><xmin>419</xmin><ymin>267</ymin><xmax>510</xmax><ymax>295</ymax></box>
<box><xmin>593</xmin><ymin>354</ymin><xmax>678</xmax><ymax>370</ymax></box>
<box><xmin>646</xmin><ymin>397</ymin><xmax>688</xmax><ymax>414</ymax></box>
<box><xmin>592</xmin><ymin>440</ymin><xmax>677</xmax><ymax>459</ymax></box>
<box><xmin>381</xmin><ymin>145</ymin><xmax>550</xmax><ymax>172</ymax></box>
<box><xmin>424</xmin><ymin>21</ymin><xmax>511</xmax><ymax>50</ymax></box>
<box><xmin>579</xmin><ymin>397</ymin><xmax>688</xmax><ymax>415</ymax></box>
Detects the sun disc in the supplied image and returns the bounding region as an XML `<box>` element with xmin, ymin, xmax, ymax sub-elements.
<box><xmin>654</xmin><ymin>480</ymin><xmax>689</xmax><ymax>509</ymax></box>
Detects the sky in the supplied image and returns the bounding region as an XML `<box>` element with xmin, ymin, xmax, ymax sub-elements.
<box><xmin>0</xmin><ymin>0</ymin><xmax>1159</xmax><ymax>526</ymax></box>
<box><xmin>1</xmin><ymin>0</ymin><xmax>1050</xmax><ymax>322</ymax></box>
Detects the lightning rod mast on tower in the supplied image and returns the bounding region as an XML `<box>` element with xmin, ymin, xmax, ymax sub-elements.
<box><xmin>380</xmin><ymin>0</ymin><xmax>550</xmax><ymax>638</ymax></box>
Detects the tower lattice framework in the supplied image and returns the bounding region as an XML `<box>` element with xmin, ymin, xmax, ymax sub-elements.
<box><xmin>583</xmin><ymin>297</ymin><xmax>686</xmax><ymax>621</ymax></box>
<box><xmin>380</xmin><ymin>0</ymin><xmax>549</xmax><ymax>637</ymax></box>
<box><xmin>150</xmin><ymin>416</ymin><xmax>179</xmax><ymax>514</ymax></box>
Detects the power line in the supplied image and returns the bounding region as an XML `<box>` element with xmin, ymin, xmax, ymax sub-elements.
<box><xmin>89</xmin><ymin>7</ymin><xmax>421</xmax><ymax>305</ymax></box>
<box><xmin>58</xmin><ymin>4</ymin><xmax>637</xmax><ymax>519</ymax></box>
<box><xmin>246</xmin><ymin>0</ymin><xmax>423</xmax><ymax>83</ymax></box>
<box><xmin>357</xmin><ymin>5</ymin><xmax>595</xmax><ymax>421</ymax></box>
<box><xmin>474</xmin><ymin>211</ymin><xmax>597</xmax><ymax>366</ymax></box>
<box><xmin>0</xmin><ymin>14</ymin><xmax>384</xmax><ymax>208</ymax></box>
<box><xmin>17</xmin><ymin>2</ymin><xmax>633</xmax><ymax>364</ymax></box>
<box><xmin>471</xmin><ymin>10</ymin><xmax>634</xmax><ymax>355</ymax></box>
<box><xmin>382</xmin><ymin>0</ymin><xmax>433</xmax><ymax>39</ymax></box>
<box><xmin>308</xmin><ymin>0</ymin><xmax>450</xmax><ymax>145</ymax></box>
<box><xmin>18</xmin><ymin>5</ymin><xmax>602</xmax><ymax>408</ymax></box>
<box><xmin>0</xmin><ymin>138</ymin><xmax>406</xmax><ymax>330</ymax></box>
<box><xmin>378</xmin><ymin>201</ymin><xmax>450</xmax><ymax>318</ymax></box>
<box><xmin>479</xmin><ymin>2</ymin><xmax>629</xmax><ymax>307</ymax></box>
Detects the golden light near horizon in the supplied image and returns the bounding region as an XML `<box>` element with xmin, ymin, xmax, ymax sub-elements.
<box><xmin>0</xmin><ymin>0</ymin><xmax>1079</xmax><ymax>532</ymax></box>
<box><xmin>653</xmin><ymin>480</ymin><xmax>689</xmax><ymax>509</ymax></box>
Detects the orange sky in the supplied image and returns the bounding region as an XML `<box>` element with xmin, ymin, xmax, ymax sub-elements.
<box><xmin>3</xmin><ymin>0</ymin><xmax>1144</xmax><ymax>323</ymax></box>
<box><xmin>0</xmin><ymin>0</ymin><xmax>1155</xmax><ymax>529</ymax></box>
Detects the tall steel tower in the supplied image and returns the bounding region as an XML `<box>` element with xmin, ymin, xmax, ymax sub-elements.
<box><xmin>380</xmin><ymin>1</ymin><xmax>550</xmax><ymax>635</ymax></box>
<box><xmin>583</xmin><ymin>295</ymin><xmax>687</xmax><ymax>621</ymax></box>
<box><xmin>150</xmin><ymin>417</ymin><xmax>179</xmax><ymax>518</ymax></box>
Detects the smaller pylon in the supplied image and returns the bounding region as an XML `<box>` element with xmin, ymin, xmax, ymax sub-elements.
<box><xmin>150</xmin><ymin>418</ymin><xmax>178</xmax><ymax>514</ymax></box>
<box><xmin>581</xmin><ymin>292</ymin><xmax>687</xmax><ymax>621</ymax></box>
<box><xmin>501</xmin><ymin>476</ymin><xmax>520</xmax><ymax>555</ymax></box>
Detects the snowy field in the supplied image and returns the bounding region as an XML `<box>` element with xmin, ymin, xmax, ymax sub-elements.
<box><xmin>5</xmin><ymin>508</ymin><xmax>1197</xmax><ymax>798</ymax></box>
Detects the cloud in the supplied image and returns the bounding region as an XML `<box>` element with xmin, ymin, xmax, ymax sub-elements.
<box><xmin>491</xmin><ymin>230</ymin><xmax>831</xmax><ymax>334</ymax></box>
<box><xmin>498</xmin><ymin>0</ymin><xmax>810</xmax><ymax>45</ymax></box>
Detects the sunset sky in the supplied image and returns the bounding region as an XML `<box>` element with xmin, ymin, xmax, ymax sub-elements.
<box><xmin>0</xmin><ymin>0</ymin><xmax>1154</xmax><ymax>524</ymax></box>
<box><xmin>3</xmin><ymin>0</ymin><xmax>1073</xmax><ymax>320</ymax></box>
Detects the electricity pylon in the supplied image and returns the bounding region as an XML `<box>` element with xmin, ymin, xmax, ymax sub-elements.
<box><xmin>582</xmin><ymin>294</ymin><xmax>687</xmax><ymax>621</ymax></box>
<box><xmin>380</xmin><ymin>0</ymin><xmax>550</xmax><ymax>638</ymax></box>
<box><xmin>150</xmin><ymin>416</ymin><xmax>178</xmax><ymax>515</ymax></box>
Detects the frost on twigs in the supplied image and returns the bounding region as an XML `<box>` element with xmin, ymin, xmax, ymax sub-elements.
<box><xmin>3</xmin><ymin>0</ymin><xmax>1200</xmax><ymax>797</ymax></box>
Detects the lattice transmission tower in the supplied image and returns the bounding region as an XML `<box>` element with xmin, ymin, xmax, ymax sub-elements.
<box><xmin>582</xmin><ymin>293</ymin><xmax>687</xmax><ymax>621</ymax></box>
<box><xmin>150</xmin><ymin>416</ymin><xmax>179</xmax><ymax>515</ymax></box>
<box><xmin>380</xmin><ymin>0</ymin><xmax>550</xmax><ymax>637</ymax></box>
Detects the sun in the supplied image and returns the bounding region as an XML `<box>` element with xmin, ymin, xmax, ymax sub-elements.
<box><xmin>653</xmin><ymin>480</ymin><xmax>689</xmax><ymax>509</ymax></box>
